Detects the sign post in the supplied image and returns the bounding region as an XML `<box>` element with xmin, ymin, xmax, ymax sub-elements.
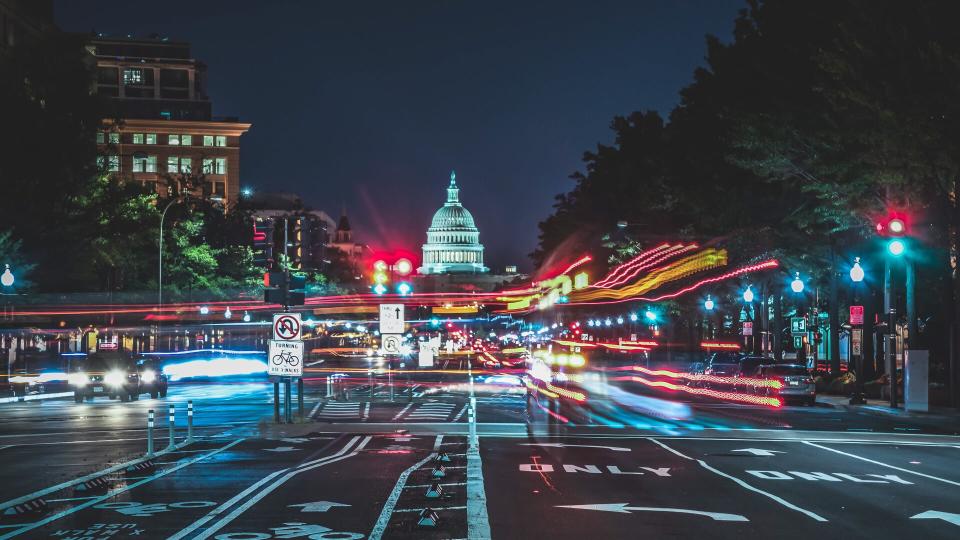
<box><xmin>271</xmin><ymin>312</ymin><xmax>304</xmax><ymax>423</ymax></box>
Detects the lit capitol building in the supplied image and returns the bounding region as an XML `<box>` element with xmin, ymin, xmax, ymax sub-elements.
<box><xmin>418</xmin><ymin>171</ymin><xmax>490</xmax><ymax>275</ymax></box>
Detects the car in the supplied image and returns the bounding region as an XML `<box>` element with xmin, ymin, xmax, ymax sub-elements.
<box><xmin>69</xmin><ymin>351</ymin><xmax>141</xmax><ymax>402</ymax></box>
<box><xmin>750</xmin><ymin>364</ymin><xmax>816</xmax><ymax>405</ymax></box>
<box><xmin>137</xmin><ymin>358</ymin><xmax>168</xmax><ymax>399</ymax></box>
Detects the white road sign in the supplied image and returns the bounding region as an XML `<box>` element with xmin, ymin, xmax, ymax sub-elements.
<box><xmin>273</xmin><ymin>313</ymin><xmax>302</xmax><ymax>341</ymax></box>
<box><xmin>382</xmin><ymin>334</ymin><xmax>403</xmax><ymax>355</ymax></box>
<box><xmin>268</xmin><ymin>339</ymin><xmax>304</xmax><ymax>377</ymax></box>
<box><xmin>379</xmin><ymin>304</ymin><xmax>404</xmax><ymax>334</ymax></box>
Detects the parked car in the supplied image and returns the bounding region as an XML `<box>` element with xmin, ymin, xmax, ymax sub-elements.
<box><xmin>69</xmin><ymin>351</ymin><xmax>141</xmax><ymax>402</ymax></box>
<box><xmin>137</xmin><ymin>358</ymin><xmax>168</xmax><ymax>399</ymax></box>
<box><xmin>749</xmin><ymin>364</ymin><xmax>816</xmax><ymax>405</ymax></box>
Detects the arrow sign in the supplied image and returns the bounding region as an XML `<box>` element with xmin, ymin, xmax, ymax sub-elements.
<box><xmin>557</xmin><ymin>503</ymin><xmax>748</xmax><ymax>522</ymax></box>
<box><xmin>911</xmin><ymin>510</ymin><xmax>960</xmax><ymax>527</ymax></box>
<box><xmin>264</xmin><ymin>446</ymin><xmax>300</xmax><ymax>452</ymax></box>
<box><xmin>519</xmin><ymin>443</ymin><xmax>631</xmax><ymax>452</ymax></box>
<box><xmin>731</xmin><ymin>448</ymin><xmax>785</xmax><ymax>456</ymax></box>
<box><xmin>289</xmin><ymin>501</ymin><xmax>351</xmax><ymax>513</ymax></box>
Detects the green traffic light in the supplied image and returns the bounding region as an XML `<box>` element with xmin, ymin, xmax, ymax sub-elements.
<box><xmin>888</xmin><ymin>239</ymin><xmax>905</xmax><ymax>257</ymax></box>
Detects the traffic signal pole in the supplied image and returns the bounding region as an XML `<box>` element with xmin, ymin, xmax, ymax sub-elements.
<box><xmin>887</xmin><ymin>308</ymin><xmax>897</xmax><ymax>408</ymax></box>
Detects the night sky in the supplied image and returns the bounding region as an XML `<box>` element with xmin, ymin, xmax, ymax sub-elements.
<box><xmin>54</xmin><ymin>0</ymin><xmax>742</xmax><ymax>271</ymax></box>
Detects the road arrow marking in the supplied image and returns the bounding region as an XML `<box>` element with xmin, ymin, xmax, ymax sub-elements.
<box><xmin>289</xmin><ymin>501</ymin><xmax>351</xmax><ymax>513</ymax></box>
<box><xmin>264</xmin><ymin>446</ymin><xmax>300</xmax><ymax>452</ymax></box>
<box><xmin>557</xmin><ymin>503</ymin><xmax>748</xmax><ymax>521</ymax></box>
<box><xmin>911</xmin><ymin>510</ymin><xmax>960</xmax><ymax>526</ymax></box>
<box><xmin>519</xmin><ymin>443</ymin><xmax>631</xmax><ymax>452</ymax></box>
<box><xmin>280</xmin><ymin>438</ymin><xmax>311</xmax><ymax>443</ymax></box>
<box><xmin>731</xmin><ymin>448</ymin><xmax>785</xmax><ymax>456</ymax></box>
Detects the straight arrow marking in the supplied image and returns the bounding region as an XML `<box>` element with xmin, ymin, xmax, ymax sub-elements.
<box><xmin>557</xmin><ymin>503</ymin><xmax>748</xmax><ymax>521</ymax></box>
<box><xmin>519</xmin><ymin>443</ymin><xmax>631</xmax><ymax>452</ymax></box>
<box><xmin>289</xmin><ymin>501</ymin><xmax>351</xmax><ymax>513</ymax></box>
<box><xmin>731</xmin><ymin>448</ymin><xmax>785</xmax><ymax>456</ymax></box>
<box><xmin>911</xmin><ymin>510</ymin><xmax>960</xmax><ymax>526</ymax></box>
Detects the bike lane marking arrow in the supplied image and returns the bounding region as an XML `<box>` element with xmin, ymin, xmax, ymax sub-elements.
<box><xmin>556</xmin><ymin>503</ymin><xmax>748</xmax><ymax>521</ymax></box>
<box><xmin>288</xmin><ymin>501</ymin><xmax>351</xmax><ymax>513</ymax></box>
<box><xmin>911</xmin><ymin>510</ymin><xmax>960</xmax><ymax>527</ymax></box>
<box><xmin>519</xmin><ymin>443</ymin><xmax>631</xmax><ymax>452</ymax></box>
<box><xmin>731</xmin><ymin>448</ymin><xmax>785</xmax><ymax>456</ymax></box>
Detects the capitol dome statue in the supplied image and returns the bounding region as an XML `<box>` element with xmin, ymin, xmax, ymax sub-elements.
<box><xmin>418</xmin><ymin>171</ymin><xmax>489</xmax><ymax>275</ymax></box>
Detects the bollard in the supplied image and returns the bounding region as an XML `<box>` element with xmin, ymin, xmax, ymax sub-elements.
<box><xmin>187</xmin><ymin>401</ymin><xmax>194</xmax><ymax>442</ymax></box>
<box><xmin>168</xmin><ymin>403</ymin><xmax>175</xmax><ymax>448</ymax></box>
<box><xmin>146</xmin><ymin>409</ymin><xmax>155</xmax><ymax>457</ymax></box>
<box><xmin>326</xmin><ymin>376</ymin><xmax>333</xmax><ymax>398</ymax></box>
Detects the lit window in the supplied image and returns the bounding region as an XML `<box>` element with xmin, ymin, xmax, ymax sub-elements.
<box><xmin>215</xmin><ymin>135</ymin><xmax>227</xmax><ymax>147</ymax></box>
<box><xmin>146</xmin><ymin>133</ymin><xmax>157</xmax><ymax>144</ymax></box>
<box><xmin>146</xmin><ymin>155</ymin><xmax>157</xmax><ymax>173</ymax></box>
<box><xmin>215</xmin><ymin>157</ymin><xmax>227</xmax><ymax>175</ymax></box>
<box><xmin>123</xmin><ymin>68</ymin><xmax>142</xmax><ymax>85</ymax></box>
<box><xmin>181</xmin><ymin>135</ymin><xmax>192</xmax><ymax>146</ymax></box>
<box><xmin>109</xmin><ymin>132</ymin><xmax>120</xmax><ymax>144</ymax></box>
<box><xmin>202</xmin><ymin>158</ymin><xmax>213</xmax><ymax>174</ymax></box>
<box><xmin>203</xmin><ymin>135</ymin><xmax>214</xmax><ymax>146</ymax></box>
<box><xmin>168</xmin><ymin>134</ymin><xmax>180</xmax><ymax>146</ymax></box>
<box><xmin>180</xmin><ymin>157</ymin><xmax>192</xmax><ymax>173</ymax></box>
<box><xmin>167</xmin><ymin>156</ymin><xmax>179</xmax><ymax>173</ymax></box>
<box><xmin>133</xmin><ymin>133</ymin><xmax>144</xmax><ymax>144</ymax></box>
<box><xmin>133</xmin><ymin>155</ymin><xmax>146</xmax><ymax>172</ymax></box>
<box><xmin>100</xmin><ymin>154</ymin><xmax>120</xmax><ymax>172</ymax></box>
<box><xmin>96</xmin><ymin>132</ymin><xmax>105</xmax><ymax>144</ymax></box>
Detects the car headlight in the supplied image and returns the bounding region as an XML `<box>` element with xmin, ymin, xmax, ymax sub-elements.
<box><xmin>141</xmin><ymin>369</ymin><xmax>156</xmax><ymax>383</ymax></box>
<box><xmin>68</xmin><ymin>373</ymin><xmax>89</xmax><ymax>387</ymax></box>
<box><xmin>104</xmin><ymin>370</ymin><xmax>126</xmax><ymax>387</ymax></box>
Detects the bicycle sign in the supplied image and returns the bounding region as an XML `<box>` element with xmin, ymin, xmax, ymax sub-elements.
<box><xmin>268</xmin><ymin>339</ymin><xmax>304</xmax><ymax>377</ymax></box>
<box><xmin>273</xmin><ymin>313</ymin><xmax>302</xmax><ymax>341</ymax></box>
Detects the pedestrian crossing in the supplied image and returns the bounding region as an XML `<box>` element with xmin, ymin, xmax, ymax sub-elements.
<box><xmin>311</xmin><ymin>400</ymin><xmax>471</xmax><ymax>422</ymax></box>
<box><xmin>404</xmin><ymin>401</ymin><xmax>456</xmax><ymax>421</ymax></box>
<box><xmin>314</xmin><ymin>401</ymin><xmax>363</xmax><ymax>420</ymax></box>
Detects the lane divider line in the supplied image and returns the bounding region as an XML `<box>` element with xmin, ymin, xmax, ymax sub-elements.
<box><xmin>193</xmin><ymin>436</ymin><xmax>372</xmax><ymax>540</ymax></box>
<box><xmin>167</xmin><ymin>435</ymin><xmax>360</xmax><ymax>540</ymax></box>
<box><xmin>0</xmin><ymin>438</ymin><xmax>244</xmax><ymax>539</ymax></box>
<box><xmin>0</xmin><ymin>437</ymin><xmax>193</xmax><ymax>513</ymax></box>
<box><xmin>802</xmin><ymin>441</ymin><xmax>960</xmax><ymax>486</ymax></box>
<box><xmin>391</xmin><ymin>403</ymin><xmax>414</xmax><ymax>421</ymax></box>
<box><xmin>647</xmin><ymin>438</ymin><xmax>827</xmax><ymax>522</ymax></box>
<box><xmin>369</xmin><ymin>437</ymin><xmax>441</xmax><ymax>540</ymax></box>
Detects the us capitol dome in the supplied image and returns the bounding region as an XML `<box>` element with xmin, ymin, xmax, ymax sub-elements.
<box><xmin>418</xmin><ymin>171</ymin><xmax>489</xmax><ymax>275</ymax></box>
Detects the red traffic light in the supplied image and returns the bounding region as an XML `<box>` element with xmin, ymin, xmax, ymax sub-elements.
<box><xmin>876</xmin><ymin>213</ymin><xmax>908</xmax><ymax>237</ymax></box>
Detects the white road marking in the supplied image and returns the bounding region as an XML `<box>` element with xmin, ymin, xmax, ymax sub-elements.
<box><xmin>369</xmin><ymin>437</ymin><xmax>441</xmax><ymax>540</ymax></box>
<box><xmin>453</xmin><ymin>404</ymin><xmax>469</xmax><ymax>422</ymax></box>
<box><xmin>0</xmin><ymin>438</ymin><xmax>191</xmax><ymax>513</ymax></box>
<box><xmin>0</xmin><ymin>438</ymin><xmax>244</xmax><ymax>539</ymax></box>
<box><xmin>911</xmin><ymin>510</ymin><xmax>960</xmax><ymax>526</ymax></box>
<box><xmin>308</xmin><ymin>400</ymin><xmax>322</xmax><ymax>417</ymax></box>
<box><xmin>519</xmin><ymin>442</ymin><xmax>631</xmax><ymax>452</ymax></box>
<box><xmin>172</xmin><ymin>436</ymin><xmax>370</xmax><ymax>540</ymax></box>
<box><xmin>0</xmin><ymin>392</ymin><xmax>74</xmax><ymax>404</ymax></box>
<box><xmin>394</xmin><ymin>505</ymin><xmax>467</xmax><ymax>512</ymax></box>
<box><xmin>802</xmin><ymin>441</ymin><xmax>960</xmax><ymax>486</ymax></box>
<box><xmin>391</xmin><ymin>403</ymin><xmax>414</xmax><ymax>421</ymax></box>
<box><xmin>467</xmin><ymin>361</ymin><xmax>491</xmax><ymax>540</ymax></box>
<box><xmin>647</xmin><ymin>438</ymin><xmax>827</xmax><ymax>522</ymax></box>
<box><xmin>557</xmin><ymin>503</ymin><xmax>748</xmax><ymax>521</ymax></box>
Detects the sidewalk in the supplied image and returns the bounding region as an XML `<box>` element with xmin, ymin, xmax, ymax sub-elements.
<box><xmin>816</xmin><ymin>393</ymin><xmax>959</xmax><ymax>417</ymax></box>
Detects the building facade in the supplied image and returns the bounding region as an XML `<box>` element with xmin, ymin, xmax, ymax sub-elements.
<box><xmin>418</xmin><ymin>171</ymin><xmax>489</xmax><ymax>275</ymax></box>
<box><xmin>91</xmin><ymin>36</ymin><xmax>250</xmax><ymax>206</ymax></box>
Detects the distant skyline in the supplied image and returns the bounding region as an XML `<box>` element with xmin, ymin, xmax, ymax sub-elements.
<box><xmin>55</xmin><ymin>0</ymin><xmax>742</xmax><ymax>271</ymax></box>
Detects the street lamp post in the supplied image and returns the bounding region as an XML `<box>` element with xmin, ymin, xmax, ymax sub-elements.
<box><xmin>157</xmin><ymin>199</ymin><xmax>183</xmax><ymax>310</ymax></box>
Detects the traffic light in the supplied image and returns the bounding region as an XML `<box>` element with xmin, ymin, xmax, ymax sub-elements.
<box><xmin>291</xmin><ymin>217</ymin><xmax>304</xmax><ymax>270</ymax></box>
<box><xmin>252</xmin><ymin>219</ymin><xmax>274</xmax><ymax>268</ymax></box>
<box><xmin>877</xmin><ymin>212</ymin><xmax>909</xmax><ymax>257</ymax></box>
<box><xmin>263</xmin><ymin>272</ymin><xmax>306</xmax><ymax>306</ymax></box>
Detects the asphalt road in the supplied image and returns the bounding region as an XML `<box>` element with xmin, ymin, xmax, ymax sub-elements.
<box><xmin>1</xmin><ymin>356</ymin><xmax>959</xmax><ymax>539</ymax></box>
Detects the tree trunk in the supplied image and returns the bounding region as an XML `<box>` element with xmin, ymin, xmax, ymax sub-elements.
<box><xmin>829</xmin><ymin>246</ymin><xmax>841</xmax><ymax>374</ymax></box>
